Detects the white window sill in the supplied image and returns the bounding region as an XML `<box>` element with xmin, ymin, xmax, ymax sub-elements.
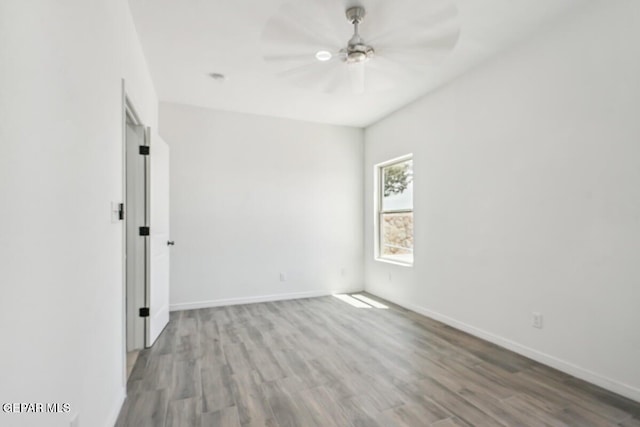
<box><xmin>375</xmin><ymin>257</ymin><xmax>413</xmax><ymax>267</ymax></box>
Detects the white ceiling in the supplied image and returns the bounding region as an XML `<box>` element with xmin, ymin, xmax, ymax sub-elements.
<box><xmin>128</xmin><ymin>0</ymin><xmax>586</xmax><ymax>127</ymax></box>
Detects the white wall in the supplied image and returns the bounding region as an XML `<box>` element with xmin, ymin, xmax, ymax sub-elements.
<box><xmin>364</xmin><ymin>0</ymin><xmax>640</xmax><ymax>401</ymax></box>
<box><xmin>160</xmin><ymin>103</ymin><xmax>364</xmax><ymax>309</ymax></box>
<box><xmin>0</xmin><ymin>1</ymin><xmax>158</xmax><ymax>426</ymax></box>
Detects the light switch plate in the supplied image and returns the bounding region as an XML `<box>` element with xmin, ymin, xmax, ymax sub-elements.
<box><xmin>111</xmin><ymin>201</ymin><xmax>121</xmax><ymax>223</ymax></box>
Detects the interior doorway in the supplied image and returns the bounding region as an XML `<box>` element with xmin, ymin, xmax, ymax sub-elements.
<box><xmin>124</xmin><ymin>98</ymin><xmax>148</xmax><ymax>377</ymax></box>
<box><xmin>121</xmin><ymin>85</ymin><xmax>171</xmax><ymax>383</ymax></box>
<box><xmin>122</xmin><ymin>91</ymin><xmax>171</xmax><ymax>381</ymax></box>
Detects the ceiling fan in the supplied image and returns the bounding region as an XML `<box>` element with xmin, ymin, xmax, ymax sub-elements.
<box><xmin>341</xmin><ymin>6</ymin><xmax>375</xmax><ymax>93</ymax></box>
<box><xmin>261</xmin><ymin>0</ymin><xmax>460</xmax><ymax>94</ymax></box>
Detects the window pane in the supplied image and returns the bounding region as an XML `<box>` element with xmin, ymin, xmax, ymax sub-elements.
<box><xmin>381</xmin><ymin>212</ymin><xmax>413</xmax><ymax>263</ymax></box>
<box><xmin>382</xmin><ymin>160</ymin><xmax>413</xmax><ymax>211</ymax></box>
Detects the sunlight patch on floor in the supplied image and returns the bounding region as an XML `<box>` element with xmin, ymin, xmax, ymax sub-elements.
<box><xmin>333</xmin><ymin>294</ymin><xmax>372</xmax><ymax>308</ymax></box>
<box><xmin>333</xmin><ymin>294</ymin><xmax>388</xmax><ymax>309</ymax></box>
<box><xmin>351</xmin><ymin>294</ymin><xmax>388</xmax><ymax>309</ymax></box>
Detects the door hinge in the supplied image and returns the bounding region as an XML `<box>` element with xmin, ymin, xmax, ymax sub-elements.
<box><xmin>139</xmin><ymin>226</ymin><xmax>150</xmax><ymax>236</ymax></box>
<box><xmin>139</xmin><ymin>307</ymin><xmax>150</xmax><ymax>318</ymax></box>
<box><xmin>118</xmin><ymin>203</ymin><xmax>124</xmax><ymax>221</ymax></box>
<box><xmin>139</xmin><ymin>145</ymin><xmax>150</xmax><ymax>155</ymax></box>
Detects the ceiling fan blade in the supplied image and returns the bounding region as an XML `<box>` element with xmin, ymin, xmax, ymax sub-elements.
<box><xmin>376</xmin><ymin>30</ymin><xmax>461</xmax><ymax>53</ymax></box>
<box><xmin>367</xmin><ymin>4</ymin><xmax>459</xmax><ymax>48</ymax></box>
<box><xmin>264</xmin><ymin>53</ymin><xmax>316</xmax><ymax>63</ymax></box>
<box><xmin>371</xmin><ymin>29</ymin><xmax>459</xmax><ymax>68</ymax></box>
<box><xmin>276</xmin><ymin>54</ymin><xmax>341</xmax><ymax>78</ymax></box>
<box><xmin>262</xmin><ymin>1</ymin><xmax>345</xmax><ymax>51</ymax></box>
<box><xmin>264</xmin><ymin>49</ymin><xmax>343</xmax><ymax>63</ymax></box>
<box><xmin>277</xmin><ymin>61</ymin><xmax>324</xmax><ymax>79</ymax></box>
<box><xmin>348</xmin><ymin>62</ymin><xmax>365</xmax><ymax>94</ymax></box>
<box><xmin>276</xmin><ymin>59</ymin><xmax>351</xmax><ymax>94</ymax></box>
<box><xmin>367</xmin><ymin>54</ymin><xmax>436</xmax><ymax>81</ymax></box>
<box><xmin>355</xmin><ymin>61</ymin><xmax>400</xmax><ymax>92</ymax></box>
<box><xmin>321</xmin><ymin>67</ymin><xmax>350</xmax><ymax>93</ymax></box>
<box><xmin>375</xmin><ymin>47</ymin><xmax>451</xmax><ymax>66</ymax></box>
<box><xmin>263</xmin><ymin>17</ymin><xmax>335</xmax><ymax>49</ymax></box>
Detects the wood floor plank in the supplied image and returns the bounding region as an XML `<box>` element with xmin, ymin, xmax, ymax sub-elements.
<box><xmin>430</xmin><ymin>418</ymin><xmax>468</xmax><ymax>427</ymax></box>
<box><xmin>299</xmin><ymin>386</ymin><xmax>353</xmax><ymax>427</ymax></box>
<box><xmin>116</xmin><ymin>390</ymin><xmax>168</xmax><ymax>427</ymax></box>
<box><xmin>417</xmin><ymin>377</ymin><xmax>503</xmax><ymax>426</ymax></box>
<box><xmin>172</xmin><ymin>358</ymin><xmax>201</xmax><ymax>400</ymax></box>
<box><xmin>175</xmin><ymin>333</ymin><xmax>200</xmax><ymax>361</ymax></box>
<box><xmin>500</xmin><ymin>394</ymin><xmax>568</xmax><ymax>427</ymax></box>
<box><xmin>224</xmin><ymin>342</ymin><xmax>253</xmax><ymax>376</ymax></box>
<box><xmin>347</xmin><ymin>366</ymin><xmax>406</xmax><ymax>412</ymax></box>
<box><xmin>128</xmin><ymin>349</ymin><xmax>150</xmax><ymax>381</ymax></box>
<box><xmin>270</xmin><ymin>348</ymin><xmax>319</xmax><ymax>388</ymax></box>
<box><xmin>561</xmin><ymin>376</ymin><xmax>640</xmax><ymax>419</ymax></box>
<box><xmin>201</xmin><ymin>405</ymin><xmax>241</xmax><ymax>427</ymax></box>
<box><xmin>394</xmin><ymin>381</ymin><xmax>454</xmax><ymax>421</ymax></box>
<box><xmin>151</xmin><ymin>325</ymin><xmax>176</xmax><ymax>356</ymax></box>
<box><xmin>516</xmin><ymin>369</ymin><xmax>631</xmax><ymax>422</ymax></box>
<box><xmin>229</xmin><ymin>369</ymin><xmax>276</xmax><ymax>426</ymax></box>
<box><xmin>200</xmin><ymin>364</ymin><xmax>235</xmax><ymax>413</ymax></box>
<box><xmin>437</xmin><ymin>358</ymin><xmax>516</xmax><ymax>400</ymax></box>
<box><xmin>166</xmin><ymin>397</ymin><xmax>201</xmax><ymax>427</ymax></box>
<box><xmin>262</xmin><ymin>379</ymin><xmax>319</xmax><ymax>427</ymax></box>
<box><xmin>141</xmin><ymin>353</ymin><xmax>174</xmax><ymax>392</ymax></box>
<box><xmin>472</xmin><ymin>362</ymin><xmax>571</xmax><ymax>412</ymax></box>
<box><xmin>337</xmin><ymin>395</ymin><xmax>385</xmax><ymax>427</ymax></box>
<box><xmin>620</xmin><ymin>417</ymin><xmax>640</xmax><ymax>427</ymax></box>
<box><xmin>115</xmin><ymin>295</ymin><xmax>640</xmax><ymax>427</ymax></box>
<box><xmin>457</xmin><ymin>387</ymin><xmax>550</xmax><ymax>427</ymax></box>
<box><xmin>382</xmin><ymin>402</ymin><xmax>449</xmax><ymax>426</ymax></box>
<box><xmin>554</xmin><ymin>405</ymin><xmax>619</xmax><ymax>427</ymax></box>
<box><xmin>246</xmin><ymin>345</ymin><xmax>286</xmax><ymax>382</ymax></box>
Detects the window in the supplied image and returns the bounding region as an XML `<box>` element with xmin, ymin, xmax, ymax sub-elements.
<box><xmin>377</xmin><ymin>156</ymin><xmax>413</xmax><ymax>265</ymax></box>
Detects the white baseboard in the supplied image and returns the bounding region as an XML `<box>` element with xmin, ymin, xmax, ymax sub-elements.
<box><xmin>367</xmin><ymin>291</ymin><xmax>640</xmax><ymax>403</ymax></box>
<box><xmin>105</xmin><ymin>389</ymin><xmax>126</xmax><ymax>427</ymax></box>
<box><xmin>170</xmin><ymin>288</ymin><xmax>364</xmax><ymax>312</ymax></box>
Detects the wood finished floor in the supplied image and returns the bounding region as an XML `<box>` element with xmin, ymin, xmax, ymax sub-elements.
<box><xmin>116</xmin><ymin>294</ymin><xmax>640</xmax><ymax>427</ymax></box>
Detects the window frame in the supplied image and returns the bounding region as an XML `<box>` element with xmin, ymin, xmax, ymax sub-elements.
<box><xmin>375</xmin><ymin>154</ymin><xmax>414</xmax><ymax>267</ymax></box>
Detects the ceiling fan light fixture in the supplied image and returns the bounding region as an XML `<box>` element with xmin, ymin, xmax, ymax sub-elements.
<box><xmin>315</xmin><ymin>50</ymin><xmax>332</xmax><ymax>61</ymax></box>
<box><xmin>344</xmin><ymin>45</ymin><xmax>374</xmax><ymax>63</ymax></box>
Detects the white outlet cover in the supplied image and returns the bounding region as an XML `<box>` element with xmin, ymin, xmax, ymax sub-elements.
<box><xmin>533</xmin><ymin>312</ymin><xmax>543</xmax><ymax>329</ymax></box>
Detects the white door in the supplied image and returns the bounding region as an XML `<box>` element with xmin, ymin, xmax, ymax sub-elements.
<box><xmin>125</xmin><ymin>122</ymin><xmax>146</xmax><ymax>351</ymax></box>
<box><xmin>146</xmin><ymin>131</ymin><xmax>170</xmax><ymax>346</ymax></box>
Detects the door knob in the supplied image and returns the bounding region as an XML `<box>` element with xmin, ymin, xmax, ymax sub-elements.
<box><xmin>167</xmin><ymin>241</ymin><xmax>175</xmax><ymax>246</ymax></box>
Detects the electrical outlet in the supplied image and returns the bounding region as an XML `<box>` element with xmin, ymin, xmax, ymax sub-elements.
<box><xmin>532</xmin><ymin>312</ymin><xmax>543</xmax><ymax>329</ymax></box>
<box><xmin>341</xmin><ymin>268</ymin><xmax>346</xmax><ymax>277</ymax></box>
<box><xmin>388</xmin><ymin>272</ymin><xmax>392</xmax><ymax>282</ymax></box>
<box><xmin>279</xmin><ymin>272</ymin><xmax>287</xmax><ymax>282</ymax></box>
